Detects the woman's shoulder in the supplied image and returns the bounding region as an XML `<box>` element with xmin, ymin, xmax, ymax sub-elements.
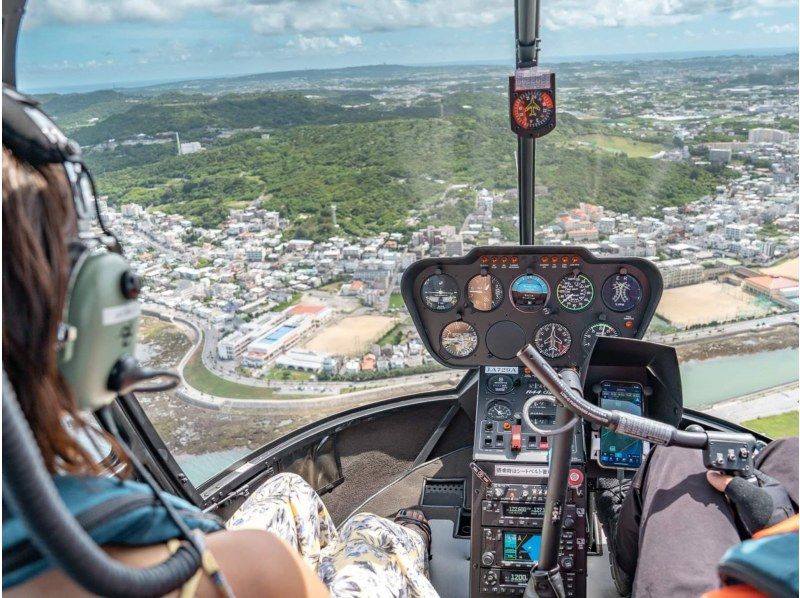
<box><xmin>3</xmin><ymin>474</ymin><xmax>224</xmax><ymax>589</ymax></box>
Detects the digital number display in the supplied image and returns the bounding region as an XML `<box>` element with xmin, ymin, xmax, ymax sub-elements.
<box><xmin>599</xmin><ymin>381</ymin><xmax>644</xmax><ymax>468</ymax></box>
<box><xmin>500</xmin><ymin>570</ymin><xmax>530</xmax><ymax>585</ymax></box>
<box><xmin>502</xmin><ymin>532</ymin><xmax>541</xmax><ymax>562</ymax></box>
<box><xmin>501</xmin><ymin>503</ymin><xmax>545</xmax><ymax>518</ymax></box>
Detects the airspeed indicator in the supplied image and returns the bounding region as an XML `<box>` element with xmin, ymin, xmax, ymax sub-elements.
<box><xmin>556</xmin><ymin>273</ymin><xmax>594</xmax><ymax>312</ymax></box>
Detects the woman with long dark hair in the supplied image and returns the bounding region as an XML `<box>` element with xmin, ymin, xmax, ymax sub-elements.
<box><xmin>2</xmin><ymin>114</ymin><xmax>436</xmax><ymax>597</ymax></box>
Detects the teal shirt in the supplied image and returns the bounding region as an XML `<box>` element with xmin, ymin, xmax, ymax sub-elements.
<box><xmin>2</xmin><ymin>474</ymin><xmax>224</xmax><ymax>588</ymax></box>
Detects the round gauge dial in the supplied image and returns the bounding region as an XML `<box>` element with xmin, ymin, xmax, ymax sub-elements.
<box><xmin>511</xmin><ymin>90</ymin><xmax>555</xmax><ymax>131</ymax></box>
<box><xmin>467</xmin><ymin>274</ymin><xmax>504</xmax><ymax>312</ymax></box>
<box><xmin>421</xmin><ymin>273</ymin><xmax>459</xmax><ymax>312</ymax></box>
<box><xmin>556</xmin><ymin>273</ymin><xmax>595</xmax><ymax>312</ymax></box>
<box><xmin>510</xmin><ymin>274</ymin><xmax>549</xmax><ymax>312</ymax></box>
<box><xmin>602</xmin><ymin>273</ymin><xmax>642</xmax><ymax>312</ymax></box>
<box><xmin>534</xmin><ymin>322</ymin><xmax>572</xmax><ymax>359</ymax></box>
<box><xmin>486</xmin><ymin>400</ymin><xmax>513</xmax><ymax>422</ymax></box>
<box><xmin>581</xmin><ymin>322</ymin><xmax>620</xmax><ymax>354</ymax></box>
<box><xmin>440</xmin><ymin>321</ymin><xmax>478</xmax><ymax>358</ymax></box>
<box><xmin>486</xmin><ymin>373</ymin><xmax>514</xmax><ymax>395</ymax></box>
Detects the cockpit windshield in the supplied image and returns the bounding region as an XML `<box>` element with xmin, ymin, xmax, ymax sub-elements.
<box><xmin>18</xmin><ymin>0</ymin><xmax>799</xmax><ymax>486</ymax></box>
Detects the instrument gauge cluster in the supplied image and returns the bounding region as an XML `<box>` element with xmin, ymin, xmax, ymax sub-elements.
<box><xmin>401</xmin><ymin>246</ymin><xmax>662</xmax><ymax>368</ymax></box>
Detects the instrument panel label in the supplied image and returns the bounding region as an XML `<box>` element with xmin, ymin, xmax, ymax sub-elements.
<box><xmin>495</xmin><ymin>465</ymin><xmax>549</xmax><ymax>477</ymax></box>
<box><xmin>485</xmin><ymin>366</ymin><xmax>519</xmax><ymax>374</ymax></box>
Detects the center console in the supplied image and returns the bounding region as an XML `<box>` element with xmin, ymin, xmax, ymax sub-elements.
<box><xmin>469</xmin><ymin>367</ymin><xmax>588</xmax><ymax>597</ymax></box>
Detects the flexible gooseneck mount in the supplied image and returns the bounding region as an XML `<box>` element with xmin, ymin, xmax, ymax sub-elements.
<box><xmin>517</xmin><ymin>344</ymin><xmax>757</xmax><ymax>474</ymax></box>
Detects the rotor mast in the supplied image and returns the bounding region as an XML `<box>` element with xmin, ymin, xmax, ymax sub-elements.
<box><xmin>515</xmin><ymin>0</ymin><xmax>541</xmax><ymax>245</ymax></box>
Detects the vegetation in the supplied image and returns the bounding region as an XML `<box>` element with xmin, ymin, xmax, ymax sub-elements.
<box><xmin>319</xmin><ymin>362</ymin><xmax>445</xmax><ymax>382</ymax></box>
<box><xmin>90</xmin><ymin>98</ymin><xmax>726</xmax><ymax>237</ymax></box>
<box><xmin>264</xmin><ymin>367</ymin><xmax>313</xmax><ymax>381</ymax></box>
<box><xmin>573</xmin><ymin>134</ymin><xmax>664</xmax><ymax>158</ymax></box>
<box><xmin>271</xmin><ymin>292</ymin><xmax>302</xmax><ymax>312</ymax></box>
<box><xmin>377</xmin><ymin>322</ymin><xmax>404</xmax><ymax>346</ymax></box>
<box><xmin>388</xmin><ymin>293</ymin><xmax>406</xmax><ymax>310</ymax></box>
<box><xmin>183</xmin><ymin>347</ymin><xmax>280</xmax><ymax>400</ymax></box>
<box><xmin>742</xmin><ymin>411</ymin><xmax>799</xmax><ymax>439</ymax></box>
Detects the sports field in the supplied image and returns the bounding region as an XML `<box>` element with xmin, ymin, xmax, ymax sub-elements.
<box><xmin>304</xmin><ymin>315</ymin><xmax>397</xmax><ymax>356</ymax></box>
<box><xmin>656</xmin><ymin>281</ymin><xmax>773</xmax><ymax>327</ymax></box>
<box><xmin>759</xmin><ymin>257</ymin><xmax>799</xmax><ymax>281</ymax></box>
<box><xmin>574</xmin><ymin>134</ymin><xmax>663</xmax><ymax>158</ymax></box>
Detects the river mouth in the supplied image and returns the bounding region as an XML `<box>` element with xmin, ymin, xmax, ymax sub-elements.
<box><xmin>680</xmin><ymin>347</ymin><xmax>799</xmax><ymax>408</ymax></box>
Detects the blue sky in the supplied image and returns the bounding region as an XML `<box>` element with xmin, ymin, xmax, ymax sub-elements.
<box><xmin>17</xmin><ymin>0</ymin><xmax>799</xmax><ymax>92</ymax></box>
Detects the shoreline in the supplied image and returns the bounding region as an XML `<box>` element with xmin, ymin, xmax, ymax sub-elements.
<box><xmin>699</xmin><ymin>381</ymin><xmax>799</xmax><ymax>424</ymax></box>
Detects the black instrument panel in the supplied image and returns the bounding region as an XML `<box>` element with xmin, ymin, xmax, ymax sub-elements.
<box><xmin>401</xmin><ymin>246</ymin><xmax>663</xmax><ymax>368</ymax></box>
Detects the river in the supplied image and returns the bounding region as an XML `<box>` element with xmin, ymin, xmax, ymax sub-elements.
<box><xmin>178</xmin><ymin>347</ymin><xmax>799</xmax><ymax>485</ymax></box>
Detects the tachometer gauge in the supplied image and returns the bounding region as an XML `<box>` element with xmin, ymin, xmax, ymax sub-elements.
<box><xmin>602</xmin><ymin>273</ymin><xmax>642</xmax><ymax>312</ymax></box>
<box><xmin>440</xmin><ymin>321</ymin><xmax>478</xmax><ymax>358</ymax></box>
<box><xmin>556</xmin><ymin>273</ymin><xmax>594</xmax><ymax>312</ymax></box>
<box><xmin>421</xmin><ymin>274</ymin><xmax>459</xmax><ymax>312</ymax></box>
<box><xmin>467</xmin><ymin>274</ymin><xmax>504</xmax><ymax>312</ymax></box>
<box><xmin>581</xmin><ymin>322</ymin><xmax>619</xmax><ymax>354</ymax></box>
<box><xmin>486</xmin><ymin>400</ymin><xmax>513</xmax><ymax>422</ymax></box>
<box><xmin>534</xmin><ymin>322</ymin><xmax>572</xmax><ymax>359</ymax></box>
<box><xmin>510</xmin><ymin>274</ymin><xmax>549</xmax><ymax>312</ymax></box>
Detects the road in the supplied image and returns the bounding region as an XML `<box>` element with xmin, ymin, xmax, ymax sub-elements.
<box><xmin>645</xmin><ymin>312</ymin><xmax>798</xmax><ymax>346</ymax></box>
<box><xmin>700</xmin><ymin>382</ymin><xmax>799</xmax><ymax>424</ymax></box>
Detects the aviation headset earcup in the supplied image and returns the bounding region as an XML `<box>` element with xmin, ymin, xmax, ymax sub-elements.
<box><xmin>57</xmin><ymin>250</ymin><xmax>141</xmax><ymax>411</ymax></box>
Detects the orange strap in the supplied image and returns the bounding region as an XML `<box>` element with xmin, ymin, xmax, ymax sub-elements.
<box><xmin>752</xmin><ymin>514</ymin><xmax>799</xmax><ymax>539</ymax></box>
<box><xmin>701</xmin><ymin>585</ymin><xmax>769</xmax><ymax>598</ymax></box>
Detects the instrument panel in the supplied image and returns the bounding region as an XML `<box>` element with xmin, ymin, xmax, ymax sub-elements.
<box><xmin>401</xmin><ymin>246</ymin><xmax>662</xmax><ymax>368</ymax></box>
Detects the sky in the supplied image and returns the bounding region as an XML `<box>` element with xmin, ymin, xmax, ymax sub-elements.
<box><xmin>17</xmin><ymin>0</ymin><xmax>800</xmax><ymax>92</ymax></box>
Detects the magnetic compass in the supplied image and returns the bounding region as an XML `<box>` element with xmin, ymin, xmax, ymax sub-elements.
<box><xmin>509</xmin><ymin>69</ymin><xmax>556</xmax><ymax>138</ymax></box>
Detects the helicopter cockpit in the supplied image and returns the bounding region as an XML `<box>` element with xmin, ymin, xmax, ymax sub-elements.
<box><xmin>3</xmin><ymin>0</ymin><xmax>798</xmax><ymax>597</ymax></box>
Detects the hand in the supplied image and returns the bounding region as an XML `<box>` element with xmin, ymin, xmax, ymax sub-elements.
<box><xmin>706</xmin><ymin>470</ymin><xmax>734</xmax><ymax>492</ymax></box>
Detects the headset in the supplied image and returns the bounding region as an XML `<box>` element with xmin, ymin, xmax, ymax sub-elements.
<box><xmin>2</xmin><ymin>84</ymin><xmax>178</xmax><ymax>409</ymax></box>
<box><xmin>1</xmin><ymin>85</ymin><xmax>227</xmax><ymax>596</ymax></box>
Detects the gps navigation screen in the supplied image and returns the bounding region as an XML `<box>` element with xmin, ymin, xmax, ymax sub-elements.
<box><xmin>503</xmin><ymin>531</ymin><xmax>541</xmax><ymax>562</ymax></box>
<box><xmin>599</xmin><ymin>381</ymin><xmax>644</xmax><ymax>468</ymax></box>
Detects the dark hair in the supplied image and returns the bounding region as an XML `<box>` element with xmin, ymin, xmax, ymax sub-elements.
<box><xmin>2</xmin><ymin>147</ymin><xmax>125</xmax><ymax>474</ymax></box>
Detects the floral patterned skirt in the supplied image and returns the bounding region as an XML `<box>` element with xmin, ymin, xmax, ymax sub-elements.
<box><xmin>226</xmin><ymin>472</ymin><xmax>438</xmax><ymax>598</ymax></box>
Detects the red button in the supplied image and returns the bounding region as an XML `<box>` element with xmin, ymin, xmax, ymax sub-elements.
<box><xmin>568</xmin><ymin>468</ymin><xmax>584</xmax><ymax>488</ymax></box>
<box><xmin>511</xmin><ymin>425</ymin><xmax>522</xmax><ymax>452</ymax></box>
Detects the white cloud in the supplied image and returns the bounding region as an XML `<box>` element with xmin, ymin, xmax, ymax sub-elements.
<box><xmin>287</xmin><ymin>34</ymin><xmax>364</xmax><ymax>52</ymax></box>
<box><xmin>25</xmin><ymin>0</ymin><xmax>798</xmax><ymax>35</ymax></box>
<box><xmin>757</xmin><ymin>22</ymin><xmax>797</xmax><ymax>33</ymax></box>
<box><xmin>543</xmin><ymin>0</ymin><xmax>796</xmax><ymax>30</ymax></box>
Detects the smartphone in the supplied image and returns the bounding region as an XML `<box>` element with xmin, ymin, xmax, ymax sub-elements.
<box><xmin>598</xmin><ymin>381</ymin><xmax>644</xmax><ymax>469</ymax></box>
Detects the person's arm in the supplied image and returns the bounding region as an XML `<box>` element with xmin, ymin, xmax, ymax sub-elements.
<box><xmin>5</xmin><ymin>529</ymin><xmax>330</xmax><ymax>598</ymax></box>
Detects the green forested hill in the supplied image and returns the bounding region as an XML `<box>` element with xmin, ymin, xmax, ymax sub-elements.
<box><xmin>95</xmin><ymin>105</ymin><xmax>722</xmax><ymax>238</ymax></box>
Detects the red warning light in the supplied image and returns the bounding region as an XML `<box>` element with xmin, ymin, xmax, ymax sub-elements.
<box><xmin>480</xmin><ymin>256</ymin><xmax>489</xmax><ymax>264</ymax></box>
<box><xmin>625</xmin><ymin>320</ymin><xmax>634</xmax><ymax>329</ymax></box>
<box><xmin>571</xmin><ymin>255</ymin><xmax>580</xmax><ymax>264</ymax></box>
<box><xmin>561</xmin><ymin>256</ymin><xmax>569</xmax><ymax>264</ymax></box>
<box><xmin>511</xmin><ymin>256</ymin><xmax>519</xmax><ymax>264</ymax></box>
<box><xmin>501</xmin><ymin>256</ymin><xmax>509</xmax><ymax>264</ymax></box>
<box><xmin>540</xmin><ymin>256</ymin><xmax>549</xmax><ymax>263</ymax></box>
<box><xmin>491</xmin><ymin>256</ymin><xmax>499</xmax><ymax>264</ymax></box>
